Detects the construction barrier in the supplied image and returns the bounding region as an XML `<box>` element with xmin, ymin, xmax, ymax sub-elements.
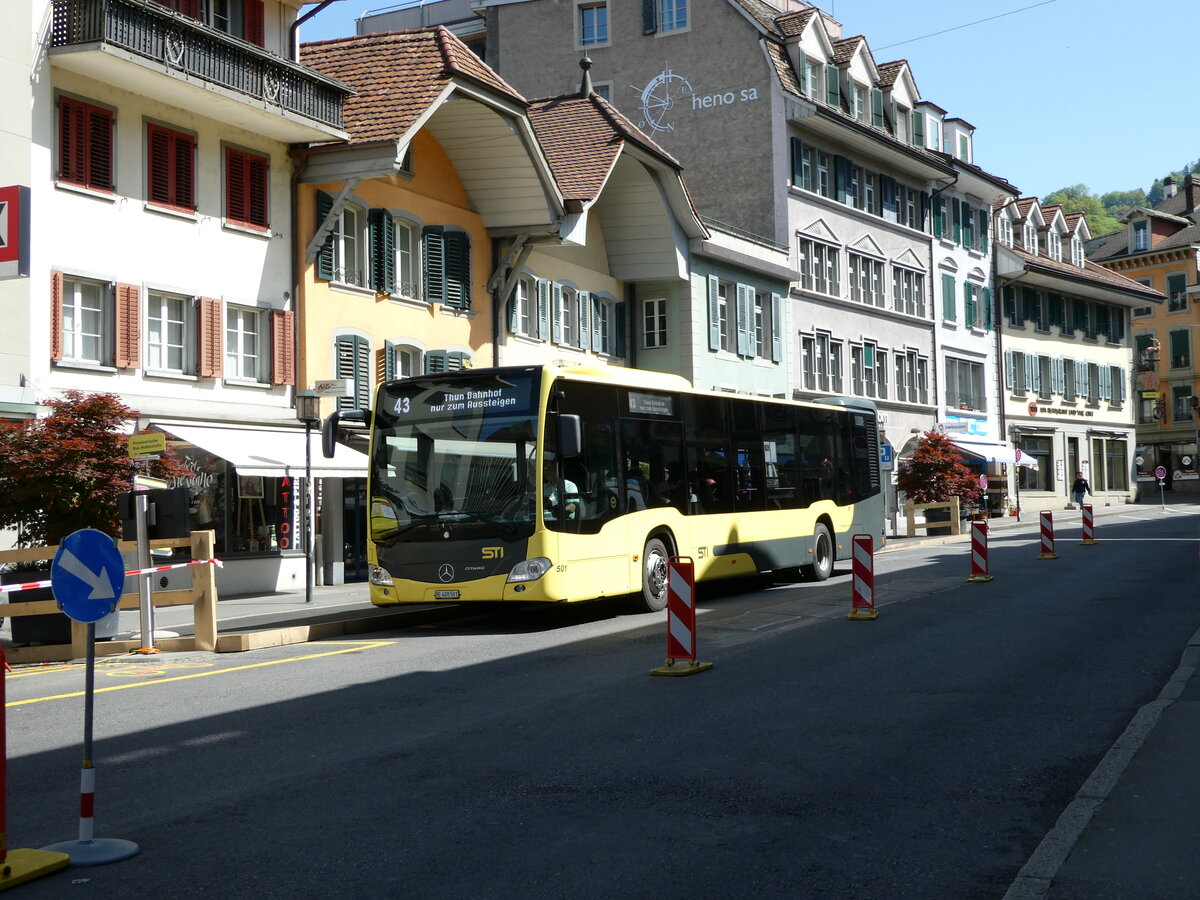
<box><xmin>848</xmin><ymin>534</ymin><xmax>877</xmax><ymax>620</ymax></box>
<box><xmin>967</xmin><ymin>520</ymin><xmax>993</xmax><ymax>583</ymax></box>
<box><xmin>650</xmin><ymin>556</ymin><xmax>712</xmax><ymax>676</ymax></box>
<box><xmin>1038</xmin><ymin>510</ymin><xmax>1058</xmax><ymax>560</ymax></box>
<box><xmin>1080</xmin><ymin>504</ymin><xmax>1097</xmax><ymax>545</ymax></box>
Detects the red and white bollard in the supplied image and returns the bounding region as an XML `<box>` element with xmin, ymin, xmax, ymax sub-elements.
<box><xmin>650</xmin><ymin>556</ymin><xmax>712</xmax><ymax>676</ymax></box>
<box><xmin>967</xmin><ymin>520</ymin><xmax>993</xmax><ymax>582</ymax></box>
<box><xmin>1080</xmin><ymin>504</ymin><xmax>1097</xmax><ymax>545</ymax></box>
<box><xmin>1038</xmin><ymin>510</ymin><xmax>1058</xmax><ymax>559</ymax></box>
<box><xmin>848</xmin><ymin>534</ymin><xmax>878</xmax><ymax>620</ymax></box>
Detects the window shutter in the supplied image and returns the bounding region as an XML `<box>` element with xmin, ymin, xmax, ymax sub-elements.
<box><xmin>507</xmin><ymin>284</ymin><xmax>518</xmax><ymax>333</ymax></box>
<box><xmin>87</xmin><ymin>106</ymin><xmax>114</xmax><ymax>191</ymax></box>
<box><xmin>378</xmin><ymin>340</ymin><xmax>396</xmax><ymax>383</ymax></box>
<box><xmin>615</xmin><ymin>302</ymin><xmax>627</xmax><ymax>358</ymax></box>
<box><xmin>642</xmin><ymin>0</ymin><xmax>657</xmax><ymax>34</ymax></box>
<box><xmin>536</xmin><ymin>278</ymin><xmax>549</xmax><ymax>341</ymax></box>
<box><xmin>1024</xmin><ymin>354</ymin><xmax>1035</xmax><ymax>393</ymax></box>
<box><xmin>551</xmin><ymin>282</ymin><xmax>563</xmax><ymax>343</ymax></box>
<box><xmin>983</xmin><ymin>287</ymin><xmax>992</xmax><ymax>332</ymax></box>
<box><xmin>270</xmin><ymin>308</ymin><xmax>295</xmax><ymax>385</ymax></box>
<box><xmin>50</xmin><ymin>270</ymin><xmax>64</xmax><ymax>361</ymax></box>
<box><xmin>941</xmin><ymin>273</ymin><xmax>955</xmax><ymax>322</ymax></box>
<box><xmin>423</xmin><ymin>226</ymin><xmax>445</xmax><ymax>304</ymax></box>
<box><xmin>920</xmin><ymin>191</ymin><xmax>930</xmax><ymax>231</ymax></box>
<box><xmin>315</xmin><ymin>191</ymin><xmax>334</xmax><ymax>281</ymax></box>
<box><xmin>59</xmin><ymin>98</ymin><xmax>86</xmax><ymax>185</ymax></box>
<box><xmin>177</xmin><ymin>0</ymin><xmax>201</xmax><ymax>18</ymax></box>
<box><xmin>592</xmin><ymin>294</ymin><xmax>602</xmax><ymax>353</ymax></box>
<box><xmin>1004</xmin><ymin>351</ymin><xmax>1015</xmax><ymax>391</ymax></box>
<box><xmin>148</xmin><ymin>125</ymin><xmax>171</xmax><ymax>206</ymax></box>
<box><xmin>978</xmin><ymin>210</ymin><xmax>989</xmax><ymax>253</ymax></box>
<box><xmin>1099</xmin><ymin>365</ymin><xmax>1111</xmax><ymax>401</ymax></box>
<box><xmin>1052</xmin><ymin>357</ymin><xmax>1065</xmax><ymax>395</ymax></box>
<box><xmin>443</xmin><ymin>230</ymin><xmax>471</xmax><ymax>309</ymax></box>
<box><xmin>952</xmin><ymin>198</ymin><xmax>962</xmax><ymax>244</ymax></box>
<box><xmin>871</xmin><ymin>88</ymin><xmax>884</xmax><ymax>128</ymax></box>
<box><xmin>771</xmin><ymin>293</ymin><xmax>782</xmax><ymax>363</ymax></box>
<box><xmin>933</xmin><ymin>197</ymin><xmax>944</xmax><ymax>238</ymax></box>
<box><xmin>963</xmin><ymin>283</ymin><xmax>975</xmax><ymax>328</ymax></box>
<box><xmin>579</xmin><ymin>291</ymin><xmax>591</xmax><ymax>350</ymax></box>
<box><xmin>825</xmin><ymin>67</ymin><xmax>840</xmax><ymax>108</ymax></box>
<box><xmin>707</xmin><ymin>275</ymin><xmax>720</xmax><ymax>350</ymax></box>
<box><xmin>336</xmin><ymin>336</ymin><xmax>370</xmax><ymax>410</ymax></box>
<box><xmin>243</xmin><ymin>0</ymin><xmax>264</xmax><ymax>46</ymax></box>
<box><xmin>198</xmin><ymin>297</ymin><xmax>223</xmax><ymax>377</ymax></box>
<box><xmin>369</xmin><ymin>208</ymin><xmax>396</xmax><ymax>293</ymax></box>
<box><xmin>911</xmin><ymin>109</ymin><xmax>924</xmax><ymax>148</ymax></box>
<box><xmin>425</xmin><ymin>350</ymin><xmax>447</xmax><ymax>374</ymax></box>
<box><xmin>790</xmin><ymin>137</ymin><xmax>803</xmax><ymax>187</ymax></box>
<box><xmin>115</xmin><ymin>282</ymin><xmax>141</xmax><ymax>369</ymax></box>
<box><xmin>835</xmin><ymin>155</ymin><xmax>851</xmax><ymax>203</ymax></box>
<box><xmin>736</xmin><ymin>284</ymin><xmax>753</xmax><ymax>357</ymax></box>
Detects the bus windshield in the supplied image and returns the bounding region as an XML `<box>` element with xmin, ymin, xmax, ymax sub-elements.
<box><xmin>370</xmin><ymin>368</ymin><xmax>542</xmax><ymax>542</ymax></box>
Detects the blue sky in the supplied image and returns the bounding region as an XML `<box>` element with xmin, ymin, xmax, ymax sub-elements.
<box><xmin>299</xmin><ymin>0</ymin><xmax>1198</xmax><ymax>202</ymax></box>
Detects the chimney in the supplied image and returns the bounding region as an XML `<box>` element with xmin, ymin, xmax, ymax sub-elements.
<box><xmin>1163</xmin><ymin>176</ymin><xmax>1177</xmax><ymax>199</ymax></box>
<box><xmin>579</xmin><ymin>57</ymin><xmax>593</xmax><ymax>97</ymax></box>
<box><xmin>1187</xmin><ymin>174</ymin><xmax>1200</xmax><ymax>212</ymax></box>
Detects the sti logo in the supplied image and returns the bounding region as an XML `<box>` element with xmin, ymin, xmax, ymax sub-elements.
<box><xmin>481</xmin><ymin>547</ymin><xmax>504</xmax><ymax>559</ymax></box>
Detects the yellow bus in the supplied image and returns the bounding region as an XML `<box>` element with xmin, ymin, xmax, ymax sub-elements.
<box><xmin>325</xmin><ymin>364</ymin><xmax>883</xmax><ymax>612</ymax></box>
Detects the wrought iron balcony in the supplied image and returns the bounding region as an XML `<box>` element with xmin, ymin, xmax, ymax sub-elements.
<box><xmin>50</xmin><ymin>0</ymin><xmax>349</xmax><ymax>136</ymax></box>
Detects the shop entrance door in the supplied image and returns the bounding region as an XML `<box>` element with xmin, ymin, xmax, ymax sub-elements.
<box><xmin>343</xmin><ymin>478</ymin><xmax>368</xmax><ymax>582</ymax></box>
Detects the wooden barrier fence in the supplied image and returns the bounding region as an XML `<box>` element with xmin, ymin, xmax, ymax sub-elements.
<box><xmin>905</xmin><ymin>497</ymin><xmax>962</xmax><ymax>538</ymax></box>
<box><xmin>0</xmin><ymin>531</ymin><xmax>218</xmax><ymax>664</ymax></box>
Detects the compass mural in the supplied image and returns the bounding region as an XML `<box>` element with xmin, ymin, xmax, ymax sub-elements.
<box><xmin>634</xmin><ymin>68</ymin><xmax>693</xmax><ymax>134</ymax></box>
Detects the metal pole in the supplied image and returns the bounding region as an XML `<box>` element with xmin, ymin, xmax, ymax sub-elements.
<box><xmin>134</xmin><ymin>493</ymin><xmax>155</xmax><ymax>652</ymax></box>
<box><xmin>305</xmin><ymin>419</ymin><xmax>313</xmax><ymax>604</ymax></box>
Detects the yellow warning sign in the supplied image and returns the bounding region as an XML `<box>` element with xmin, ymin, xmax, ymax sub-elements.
<box><xmin>128</xmin><ymin>432</ymin><xmax>166</xmax><ymax>459</ymax></box>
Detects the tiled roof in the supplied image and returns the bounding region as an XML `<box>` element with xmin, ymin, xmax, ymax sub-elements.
<box><xmin>1004</xmin><ymin>243</ymin><xmax>1164</xmax><ymax>300</ymax></box>
<box><xmin>300</xmin><ymin>27</ymin><xmax>526</xmax><ymax>144</ymax></box>
<box><xmin>729</xmin><ymin>0</ymin><xmax>785</xmax><ymax>34</ymax></box>
<box><xmin>763</xmin><ymin>39</ymin><xmax>806</xmax><ymax>96</ymax></box>
<box><xmin>1015</xmin><ymin>198</ymin><xmax>1037</xmax><ymax>220</ymax></box>
<box><xmin>527</xmin><ymin>93</ymin><xmax>681</xmax><ymax>203</ymax></box>
<box><xmin>832</xmin><ymin>35</ymin><xmax>864</xmax><ymax>65</ymax></box>
<box><xmin>875</xmin><ymin>60</ymin><xmax>907</xmax><ymax>88</ymax></box>
<box><xmin>1064</xmin><ymin>212</ymin><xmax>1087</xmax><ymax>234</ymax></box>
<box><xmin>775</xmin><ymin>7</ymin><xmax>819</xmax><ymax>37</ymax></box>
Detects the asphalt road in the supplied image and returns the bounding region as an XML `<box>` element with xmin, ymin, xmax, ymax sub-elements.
<box><xmin>9</xmin><ymin>504</ymin><xmax>1199</xmax><ymax>898</ymax></box>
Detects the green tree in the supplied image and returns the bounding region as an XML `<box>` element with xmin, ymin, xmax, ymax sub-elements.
<box><xmin>1041</xmin><ymin>184</ymin><xmax>1120</xmax><ymax>237</ymax></box>
<box><xmin>0</xmin><ymin>391</ymin><xmax>189</xmax><ymax>549</ymax></box>
<box><xmin>1100</xmin><ymin>188</ymin><xmax>1147</xmax><ymax>222</ymax></box>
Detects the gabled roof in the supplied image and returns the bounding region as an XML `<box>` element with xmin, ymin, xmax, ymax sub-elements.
<box><xmin>875</xmin><ymin>60</ymin><xmax>907</xmax><ymax>89</ymax></box>
<box><xmin>832</xmin><ymin>35</ymin><xmax>865</xmax><ymax>66</ymax></box>
<box><xmin>999</xmin><ymin>242</ymin><xmax>1164</xmax><ymax>303</ymax></box>
<box><xmin>300</xmin><ymin>26</ymin><xmax>526</xmax><ymax>145</ymax></box>
<box><xmin>775</xmin><ymin>6</ymin><xmax>820</xmax><ymax>37</ymax></box>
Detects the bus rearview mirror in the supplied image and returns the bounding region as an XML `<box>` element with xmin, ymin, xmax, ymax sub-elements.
<box><xmin>322</xmin><ymin>408</ymin><xmax>368</xmax><ymax>458</ymax></box>
<box><xmin>559</xmin><ymin>413</ymin><xmax>582</xmax><ymax>458</ymax></box>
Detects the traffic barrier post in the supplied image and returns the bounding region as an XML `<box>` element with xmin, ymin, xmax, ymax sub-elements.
<box><xmin>1080</xmin><ymin>504</ymin><xmax>1097</xmax><ymax>545</ymax></box>
<box><xmin>1038</xmin><ymin>510</ymin><xmax>1058</xmax><ymax>560</ymax></box>
<box><xmin>650</xmin><ymin>556</ymin><xmax>713</xmax><ymax>676</ymax></box>
<box><xmin>848</xmin><ymin>534</ymin><xmax>878</xmax><ymax>620</ymax></box>
<box><xmin>967</xmin><ymin>520</ymin><xmax>993</xmax><ymax>583</ymax></box>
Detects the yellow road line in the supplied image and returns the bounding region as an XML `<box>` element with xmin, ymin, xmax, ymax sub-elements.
<box><xmin>7</xmin><ymin>640</ymin><xmax>395</xmax><ymax>707</ymax></box>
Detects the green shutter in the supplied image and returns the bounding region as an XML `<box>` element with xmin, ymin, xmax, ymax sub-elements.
<box><xmin>825</xmin><ymin>67</ymin><xmax>840</xmax><ymax>108</ymax></box>
<box><xmin>536</xmin><ymin>278</ymin><xmax>549</xmax><ymax>341</ymax></box>
<box><xmin>790</xmin><ymin>137</ymin><xmax>803</xmax><ymax>187</ymax></box>
<box><xmin>952</xmin><ymin>199</ymin><xmax>962</xmax><ymax>244</ymax></box>
<box><xmin>551</xmin><ymin>282</ymin><xmax>562</xmax><ymax>343</ymax></box>
<box><xmin>423</xmin><ymin>226</ymin><xmax>445</xmax><ymax>304</ymax></box>
<box><xmin>383</xmin><ymin>339</ymin><xmax>396</xmax><ymax>382</ymax></box>
<box><xmin>614</xmin><ymin>301</ymin><xmax>627</xmax><ymax>358</ymax></box>
<box><xmin>933</xmin><ymin>197</ymin><xmax>944</xmax><ymax>239</ymax></box>
<box><xmin>369</xmin><ymin>208</ymin><xmax>395</xmax><ymax>293</ymax></box>
<box><xmin>983</xmin><ymin>287</ymin><xmax>992</xmax><ymax>332</ymax></box>
<box><xmin>978</xmin><ymin>210</ymin><xmax>989</xmax><ymax>253</ymax></box>
<box><xmin>736</xmin><ymin>283</ymin><xmax>752</xmax><ymax>357</ymax></box>
<box><xmin>642</xmin><ymin>0</ymin><xmax>657</xmax><ymax>34</ymax></box>
<box><xmin>964</xmin><ymin>283</ymin><xmax>976</xmax><ymax>327</ymax></box>
<box><xmin>771</xmin><ymin>293</ymin><xmax>782</xmax><ymax>363</ymax></box>
<box><xmin>942</xmin><ymin>273</ymin><xmax>956</xmax><ymax>322</ymax></box>
<box><xmin>506</xmin><ymin>282</ymin><xmax>518</xmax><ymax>333</ymax></box>
<box><xmin>911</xmin><ymin>110</ymin><xmax>924</xmax><ymax>147</ymax></box>
<box><xmin>442</xmin><ymin>230</ymin><xmax>471</xmax><ymax>309</ymax></box>
<box><xmin>579</xmin><ymin>291</ymin><xmax>591</xmax><ymax>350</ymax></box>
<box><xmin>315</xmin><ymin>190</ymin><xmax>334</xmax><ymax>281</ymax></box>
<box><xmin>425</xmin><ymin>350</ymin><xmax>447</xmax><ymax>374</ymax></box>
<box><xmin>871</xmin><ymin>88</ymin><xmax>884</xmax><ymax>128</ymax></box>
<box><xmin>835</xmin><ymin>155</ymin><xmax>851</xmax><ymax>203</ymax></box>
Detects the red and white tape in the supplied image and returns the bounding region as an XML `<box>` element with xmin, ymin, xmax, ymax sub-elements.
<box><xmin>0</xmin><ymin>558</ymin><xmax>222</xmax><ymax>595</ymax></box>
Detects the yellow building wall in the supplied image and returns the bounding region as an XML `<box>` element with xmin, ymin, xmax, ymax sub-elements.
<box><xmin>296</xmin><ymin>130</ymin><xmax>495</xmax><ymax>403</ymax></box>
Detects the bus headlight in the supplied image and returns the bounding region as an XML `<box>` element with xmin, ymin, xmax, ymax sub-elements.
<box><xmin>506</xmin><ymin>557</ymin><xmax>552</xmax><ymax>583</ymax></box>
<box><xmin>369</xmin><ymin>565</ymin><xmax>395</xmax><ymax>587</ymax></box>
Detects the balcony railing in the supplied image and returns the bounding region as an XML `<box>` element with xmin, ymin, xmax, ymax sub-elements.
<box><xmin>50</xmin><ymin>0</ymin><xmax>348</xmax><ymax>130</ymax></box>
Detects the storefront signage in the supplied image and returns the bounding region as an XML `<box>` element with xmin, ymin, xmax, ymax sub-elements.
<box><xmin>1025</xmin><ymin>404</ymin><xmax>1095</xmax><ymax>419</ymax></box>
<box><xmin>936</xmin><ymin>421</ymin><xmax>970</xmax><ymax>433</ymax></box>
<box><xmin>633</xmin><ymin>67</ymin><xmax>758</xmax><ymax>135</ymax></box>
<box><xmin>0</xmin><ymin>185</ymin><xmax>30</xmax><ymax>279</ymax></box>
<box><xmin>1141</xmin><ymin>391</ymin><xmax>1161</xmax><ymax>400</ymax></box>
<box><xmin>314</xmin><ymin>379</ymin><xmax>350</xmax><ymax>398</ymax></box>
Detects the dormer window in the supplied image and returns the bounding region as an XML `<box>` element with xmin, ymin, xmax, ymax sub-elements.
<box><xmin>1132</xmin><ymin>220</ymin><xmax>1149</xmax><ymax>252</ymax></box>
<box><xmin>853</xmin><ymin>83</ymin><xmax>867</xmax><ymax>122</ymax></box>
<box><xmin>1071</xmin><ymin>236</ymin><xmax>1084</xmax><ymax>267</ymax></box>
<box><xmin>1046</xmin><ymin>232</ymin><xmax>1062</xmax><ymax>261</ymax></box>
<box><xmin>1023</xmin><ymin>221</ymin><xmax>1037</xmax><ymax>252</ymax></box>
<box><xmin>957</xmin><ymin>133</ymin><xmax>971</xmax><ymax>163</ymax></box>
<box><xmin>997</xmin><ymin>214</ymin><xmax>1013</xmax><ymax>247</ymax></box>
<box><xmin>894</xmin><ymin>105</ymin><xmax>908</xmax><ymax>142</ymax></box>
<box><xmin>804</xmin><ymin>60</ymin><xmax>821</xmax><ymax>99</ymax></box>
<box><xmin>928</xmin><ymin>117</ymin><xmax>942</xmax><ymax>152</ymax></box>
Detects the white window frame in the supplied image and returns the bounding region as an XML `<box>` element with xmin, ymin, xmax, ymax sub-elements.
<box><xmin>643</xmin><ymin>297</ymin><xmax>667</xmax><ymax>348</ymax></box>
<box><xmin>797</xmin><ymin>235</ymin><xmax>841</xmax><ymax>298</ymax></box>
<box><xmin>332</xmin><ymin>204</ymin><xmax>369</xmax><ymax>288</ymax></box>
<box><xmin>61</xmin><ymin>275</ymin><xmax>113</xmax><ymax>366</ymax></box>
<box><xmin>717</xmin><ymin>279</ymin><xmax>736</xmax><ymax>353</ymax></box>
<box><xmin>658</xmin><ymin>0</ymin><xmax>688</xmax><ymax>32</ymax></box>
<box><xmin>559</xmin><ymin>285</ymin><xmax>580</xmax><ymax>348</ymax></box>
<box><xmin>577</xmin><ymin>1</ymin><xmax>609</xmax><ymax>48</ymax></box>
<box><xmin>146</xmin><ymin>289</ymin><xmax>196</xmax><ymax>374</ymax></box>
<box><xmin>849</xmin><ymin>252</ymin><xmax>884</xmax><ymax>307</ymax></box>
<box><xmin>594</xmin><ymin>294</ymin><xmax>616</xmax><ymax>356</ymax></box>
<box><xmin>225</xmin><ymin>304</ymin><xmax>265</xmax><ymax>382</ymax></box>
<box><xmin>393</xmin><ymin>218</ymin><xmax>420</xmax><ymax>300</ymax></box>
<box><xmin>513</xmin><ymin>275</ymin><xmax>536</xmax><ymax>338</ymax></box>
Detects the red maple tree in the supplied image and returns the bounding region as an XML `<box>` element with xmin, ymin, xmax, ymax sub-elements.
<box><xmin>895</xmin><ymin>430</ymin><xmax>984</xmax><ymax>507</ymax></box>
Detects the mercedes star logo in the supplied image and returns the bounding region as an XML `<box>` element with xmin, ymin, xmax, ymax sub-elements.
<box><xmin>438</xmin><ymin>564</ymin><xmax>454</xmax><ymax>583</ymax></box>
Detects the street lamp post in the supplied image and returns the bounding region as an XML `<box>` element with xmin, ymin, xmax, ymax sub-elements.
<box><xmin>296</xmin><ymin>389</ymin><xmax>321</xmax><ymax>605</ymax></box>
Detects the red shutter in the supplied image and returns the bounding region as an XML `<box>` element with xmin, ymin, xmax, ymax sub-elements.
<box><xmin>244</xmin><ymin>0</ymin><xmax>265</xmax><ymax>47</ymax></box>
<box><xmin>270</xmin><ymin>308</ymin><xmax>295</xmax><ymax>386</ymax></box>
<box><xmin>225</xmin><ymin>148</ymin><xmax>269</xmax><ymax>229</ymax></box>
<box><xmin>225</xmin><ymin>148</ymin><xmax>246</xmax><ymax>223</ymax></box>
<box><xmin>148</xmin><ymin>125</ymin><xmax>195</xmax><ymax>210</ymax></box>
<box><xmin>147</xmin><ymin>124</ymin><xmax>171</xmax><ymax>206</ymax></box>
<box><xmin>50</xmin><ymin>271</ymin><xmax>64</xmax><ymax>361</ymax></box>
<box><xmin>198</xmin><ymin>297</ymin><xmax>224</xmax><ymax>378</ymax></box>
<box><xmin>58</xmin><ymin>97</ymin><xmax>86</xmax><ymax>185</ymax></box>
<box><xmin>86</xmin><ymin>106</ymin><xmax>113</xmax><ymax>192</ymax></box>
<box><xmin>247</xmin><ymin>154</ymin><xmax>269</xmax><ymax>228</ymax></box>
<box><xmin>115</xmin><ymin>283</ymin><xmax>141</xmax><ymax>369</ymax></box>
<box><xmin>174</xmin><ymin>132</ymin><xmax>195</xmax><ymax>210</ymax></box>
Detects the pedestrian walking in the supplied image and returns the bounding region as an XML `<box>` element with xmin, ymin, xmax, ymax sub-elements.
<box><xmin>1071</xmin><ymin>471</ymin><xmax>1092</xmax><ymax>507</ymax></box>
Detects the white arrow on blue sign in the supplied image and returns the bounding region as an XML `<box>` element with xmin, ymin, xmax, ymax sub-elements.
<box><xmin>51</xmin><ymin>529</ymin><xmax>125</xmax><ymax>623</ymax></box>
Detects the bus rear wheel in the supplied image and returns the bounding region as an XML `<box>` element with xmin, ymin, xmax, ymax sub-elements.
<box><xmin>803</xmin><ymin>523</ymin><xmax>834</xmax><ymax>582</ymax></box>
<box><xmin>639</xmin><ymin>536</ymin><xmax>671</xmax><ymax>612</ymax></box>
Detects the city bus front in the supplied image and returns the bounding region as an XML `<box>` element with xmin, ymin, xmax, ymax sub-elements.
<box><xmin>364</xmin><ymin>366</ymin><xmax>572</xmax><ymax>606</ymax></box>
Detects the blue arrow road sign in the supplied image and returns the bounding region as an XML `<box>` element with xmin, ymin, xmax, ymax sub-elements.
<box><xmin>51</xmin><ymin>529</ymin><xmax>125</xmax><ymax>623</ymax></box>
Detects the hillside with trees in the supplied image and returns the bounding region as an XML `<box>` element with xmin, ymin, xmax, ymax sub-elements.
<box><xmin>1041</xmin><ymin>158</ymin><xmax>1199</xmax><ymax>239</ymax></box>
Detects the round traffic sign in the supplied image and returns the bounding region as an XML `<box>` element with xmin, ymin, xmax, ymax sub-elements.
<box><xmin>1155</xmin><ymin>465</ymin><xmax>1167</xmax><ymax>479</ymax></box>
<box><xmin>979</xmin><ymin>474</ymin><xmax>988</xmax><ymax>489</ymax></box>
<box><xmin>51</xmin><ymin>529</ymin><xmax>125</xmax><ymax>623</ymax></box>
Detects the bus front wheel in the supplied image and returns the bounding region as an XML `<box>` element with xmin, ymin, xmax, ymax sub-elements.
<box><xmin>639</xmin><ymin>536</ymin><xmax>671</xmax><ymax>612</ymax></box>
<box><xmin>803</xmin><ymin>523</ymin><xmax>834</xmax><ymax>582</ymax></box>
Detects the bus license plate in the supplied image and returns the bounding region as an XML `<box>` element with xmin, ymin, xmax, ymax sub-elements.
<box><xmin>434</xmin><ymin>589</ymin><xmax>460</xmax><ymax>600</ymax></box>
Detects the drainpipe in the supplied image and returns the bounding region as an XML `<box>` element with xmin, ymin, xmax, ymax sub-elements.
<box><xmin>290</xmin><ymin>1</ymin><xmax>340</xmax><ymax>61</ymax></box>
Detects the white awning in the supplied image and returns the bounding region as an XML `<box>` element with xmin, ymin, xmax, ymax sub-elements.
<box><xmin>951</xmin><ymin>439</ymin><xmax>1016</xmax><ymax>464</ymax></box>
<box><xmin>152</xmin><ymin>422</ymin><xmax>369</xmax><ymax>479</ymax></box>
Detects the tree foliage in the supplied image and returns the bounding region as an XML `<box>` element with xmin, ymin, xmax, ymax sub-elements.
<box><xmin>1041</xmin><ymin>184</ymin><xmax>1120</xmax><ymax>237</ymax></box>
<box><xmin>0</xmin><ymin>391</ymin><xmax>189</xmax><ymax>549</ymax></box>
<box><xmin>895</xmin><ymin>430</ymin><xmax>984</xmax><ymax>507</ymax></box>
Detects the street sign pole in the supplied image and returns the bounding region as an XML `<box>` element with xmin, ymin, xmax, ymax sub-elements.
<box><xmin>1156</xmin><ymin>465</ymin><xmax>1167</xmax><ymax>510</ymax></box>
<box><xmin>134</xmin><ymin>492</ymin><xmax>157</xmax><ymax>654</ymax></box>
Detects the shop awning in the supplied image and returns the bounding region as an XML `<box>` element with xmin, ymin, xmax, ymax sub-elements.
<box><xmin>951</xmin><ymin>439</ymin><xmax>1040</xmax><ymax>469</ymax></box>
<box><xmin>153</xmin><ymin>422</ymin><xmax>369</xmax><ymax>479</ymax></box>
